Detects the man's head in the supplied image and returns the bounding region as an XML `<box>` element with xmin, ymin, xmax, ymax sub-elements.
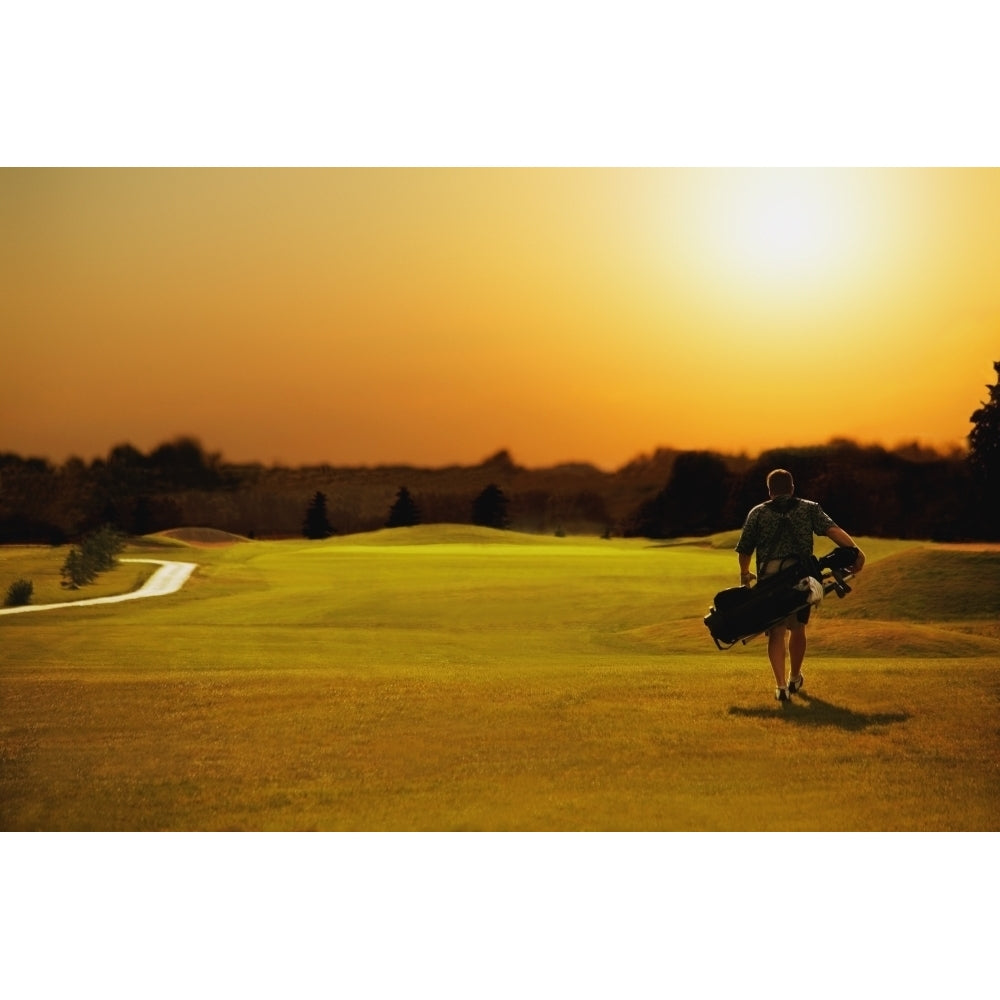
<box><xmin>767</xmin><ymin>468</ymin><xmax>794</xmax><ymax>498</ymax></box>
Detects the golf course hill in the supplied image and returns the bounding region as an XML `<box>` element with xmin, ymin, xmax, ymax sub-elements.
<box><xmin>789</xmin><ymin>544</ymin><xmax>1000</xmax><ymax>658</ymax></box>
<box><xmin>316</xmin><ymin>524</ymin><xmax>602</xmax><ymax>546</ymax></box>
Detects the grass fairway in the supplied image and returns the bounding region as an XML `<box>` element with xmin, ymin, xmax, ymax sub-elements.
<box><xmin>1</xmin><ymin>527</ymin><xmax>998</xmax><ymax>831</ymax></box>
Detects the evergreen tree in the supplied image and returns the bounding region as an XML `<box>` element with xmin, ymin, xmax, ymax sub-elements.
<box><xmin>472</xmin><ymin>484</ymin><xmax>509</xmax><ymax>529</ymax></box>
<box><xmin>302</xmin><ymin>491</ymin><xmax>334</xmax><ymax>539</ymax></box>
<box><xmin>968</xmin><ymin>359</ymin><xmax>1000</xmax><ymax>536</ymax></box>
<box><xmin>386</xmin><ymin>486</ymin><xmax>420</xmax><ymax>528</ymax></box>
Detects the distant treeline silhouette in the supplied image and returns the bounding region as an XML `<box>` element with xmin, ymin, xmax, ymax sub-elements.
<box><xmin>624</xmin><ymin>441</ymin><xmax>978</xmax><ymax>539</ymax></box>
<box><xmin>1</xmin><ymin>433</ymin><xmax>995</xmax><ymax>543</ymax></box>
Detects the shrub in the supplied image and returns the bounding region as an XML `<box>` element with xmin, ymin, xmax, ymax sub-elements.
<box><xmin>3</xmin><ymin>578</ymin><xmax>33</xmax><ymax>607</ymax></box>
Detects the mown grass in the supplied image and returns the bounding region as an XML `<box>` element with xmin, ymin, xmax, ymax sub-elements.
<box><xmin>1</xmin><ymin>528</ymin><xmax>997</xmax><ymax>831</ymax></box>
<box><xmin>0</xmin><ymin>546</ymin><xmax>157</xmax><ymax>606</ymax></box>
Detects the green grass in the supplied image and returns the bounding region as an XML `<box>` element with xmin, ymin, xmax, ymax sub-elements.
<box><xmin>1</xmin><ymin>528</ymin><xmax>998</xmax><ymax>830</ymax></box>
<box><xmin>0</xmin><ymin>546</ymin><xmax>157</xmax><ymax>606</ymax></box>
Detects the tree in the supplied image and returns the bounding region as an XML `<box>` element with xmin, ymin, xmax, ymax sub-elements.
<box><xmin>60</xmin><ymin>525</ymin><xmax>126</xmax><ymax>589</ymax></box>
<box><xmin>968</xmin><ymin>359</ymin><xmax>1000</xmax><ymax>537</ymax></box>
<box><xmin>85</xmin><ymin>525</ymin><xmax>127</xmax><ymax>572</ymax></box>
<box><xmin>387</xmin><ymin>486</ymin><xmax>420</xmax><ymax>528</ymax></box>
<box><xmin>148</xmin><ymin>436</ymin><xmax>221</xmax><ymax>489</ymax></box>
<box><xmin>472</xmin><ymin>484</ymin><xmax>509</xmax><ymax>529</ymax></box>
<box><xmin>130</xmin><ymin>495</ymin><xmax>154</xmax><ymax>536</ymax></box>
<box><xmin>61</xmin><ymin>547</ymin><xmax>94</xmax><ymax>589</ymax></box>
<box><xmin>302</xmin><ymin>491</ymin><xmax>334</xmax><ymax>539</ymax></box>
<box><xmin>625</xmin><ymin>451</ymin><xmax>731</xmax><ymax>538</ymax></box>
<box><xmin>968</xmin><ymin>360</ymin><xmax>1000</xmax><ymax>488</ymax></box>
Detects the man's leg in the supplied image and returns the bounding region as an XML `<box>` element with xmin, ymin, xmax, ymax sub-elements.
<box><xmin>768</xmin><ymin>626</ymin><xmax>787</xmax><ymax>688</ymax></box>
<box><xmin>789</xmin><ymin>625</ymin><xmax>807</xmax><ymax>681</ymax></box>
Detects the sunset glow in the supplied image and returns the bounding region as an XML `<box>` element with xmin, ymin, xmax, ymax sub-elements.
<box><xmin>2</xmin><ymin>168</ymin><xmax>998</xmax><ymax>469</ymax></box>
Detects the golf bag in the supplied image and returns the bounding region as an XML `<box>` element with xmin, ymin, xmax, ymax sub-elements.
<box><xmin>704</xmin><ymin>546</ymin><xmax>858</xmax><ymax>650</ymax></box>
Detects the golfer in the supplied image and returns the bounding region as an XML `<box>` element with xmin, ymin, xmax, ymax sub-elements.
<box><xmin>735</xmin><ymin>469</ymin><xmax>866</xmax><ymax>702</ymax></box>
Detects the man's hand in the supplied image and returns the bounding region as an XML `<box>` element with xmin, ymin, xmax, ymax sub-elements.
<box><xmin>740</xmin><ymin>571</ymin><xmax>756</xmax><ymax>587</ymax></box>
<box><xmin>827</xmin><ymin>527</ymin><xmax>865</xmax><ymax>575</ymax></box>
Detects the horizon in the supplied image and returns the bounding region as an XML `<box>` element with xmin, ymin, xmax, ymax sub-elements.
<box><xmin>1</xmin><ymin>432</ymin><xmax>969</xmax><ymax>475</ymax></box>
<box><xmin>3</xmin><ymin>168</ymin><xmax>997</xmax><ymax>470</ymax></box>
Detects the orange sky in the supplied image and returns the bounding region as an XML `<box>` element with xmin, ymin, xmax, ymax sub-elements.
<box><xmin>2</xmin><ymin>168</ymin><xmax>998</xmax><ymax>469</ymax></box>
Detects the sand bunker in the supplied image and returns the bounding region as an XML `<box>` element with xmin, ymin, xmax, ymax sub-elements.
<box><xmin>156</xmin><ymin>527</ymin><xmax>249</xmax><ymax>547</ymax></box>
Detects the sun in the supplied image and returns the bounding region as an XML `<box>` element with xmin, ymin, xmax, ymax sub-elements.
<box><xmin>680</xmin><ymin>170</ymin><xmax>876</xmax><ymax>306</ymax></box>
<box><xmin>736</xmin><ymin>182</ymin><xmax>835</xmax><ymax>269</ymax></box>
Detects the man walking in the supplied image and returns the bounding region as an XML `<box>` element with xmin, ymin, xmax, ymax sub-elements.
<box><xmin>735</xmin><ymin>469</ymin><xmax>865</xmax><ymax>702</ymax></box>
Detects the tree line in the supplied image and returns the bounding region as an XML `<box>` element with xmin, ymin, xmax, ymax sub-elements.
<box><xmin>0</xmin><ymin>438</ymin><xmax>989</xmax><ymax>543</ymax></box>
<box><xmin>2</xmin><ymin>360</ymin><xmax>998</xmax><ymax>543</ymax></box>
<box><xmin>626</xmin><ymin>360</ymin><xmax>1000</xmax><ymax>541</ymax></box>
<box><xmin>622</xmin><ymin>441</ymin><xmax>976</xmax><ymax>540</ymax></box>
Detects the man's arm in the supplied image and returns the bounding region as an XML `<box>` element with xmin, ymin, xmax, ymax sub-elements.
<box><xmin>735</xmin><ymin>508</ymin><xmax>758</xmax><ymax>585</ymax></box>
<box><xmin>827</xmin><ymin>526</ymin><xmax>866</xmax><ymax>573</ymax></box>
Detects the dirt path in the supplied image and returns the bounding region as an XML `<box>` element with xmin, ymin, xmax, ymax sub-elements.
<box><xmin>0</xmin><ymin>559</ymin><xmax>198</xmax><ymax>616</ymax></box>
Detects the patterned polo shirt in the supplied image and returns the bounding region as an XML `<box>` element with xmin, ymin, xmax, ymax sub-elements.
<box><xmin>735</xmin><ymin>495</ymin><xmax>836</xmax><ymax>573</ymax></box>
